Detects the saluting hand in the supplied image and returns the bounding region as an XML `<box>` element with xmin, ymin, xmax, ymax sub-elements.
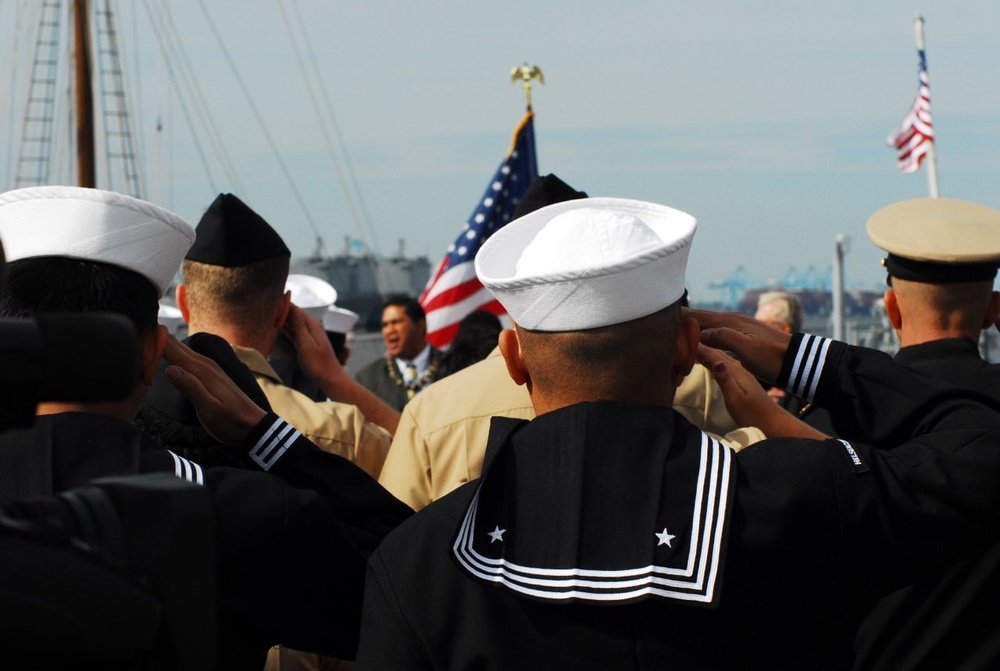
<box><xmin>697</xmin><ymin>343</ymin><xmax>825</xmax><ymax>441</ymax></box>
<box><xmin>281</xmin><ymin>304</ymin><xmax>345</xmax><ymax>384</ymax></box>
<box><xmin>162</xmin><ymin>337</ymin><xmax>267</xmax><ymax>444</ymax></box>
<box><xmin>684</xmin><ymin>308</ymin><xmax>791</xmax><ymax>386</ymax></box>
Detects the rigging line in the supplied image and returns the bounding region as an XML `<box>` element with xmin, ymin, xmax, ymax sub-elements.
<box><xmin>148</xmin><ymin>0</ymin><xmax>243</xmax><ymax>192</ymax></box>
<box><xmin>95</xmin><ymin>0</ymin><xmax>144</xmax><ymax>197</ymax></box>
<box><xmin>140</xmin><ymin>0</ymin><xmax>218</xmax><ymax>193</ymax></box>
<box><xmin>278</xmin><ymin>0</ymin><xmax>384</xmax><ymax>297</ymax></box>
<box><xmin>142</xmin><ymin>0</ymin><xmax>218</xmax><ymax>192</ymax></box>
<box><xmin>195</xmin><ymin>0</ymin><xmax>323</xmax><ymax>240</ymax></box>
<box><xmin>277</xmin><ymin>0</ymin><xmax>359</xmax><ymax>251</ymax></box>
<box><xmin>289</xmin><ymin>0</ymin><xmax>383</xmax><ymax>256</ymax></box>
<box><xmin>122</xmin><ymin>0</ymin><xmax>149</xmax><ymax>197</ymax></box>
<box><xmin>284</xmin><ymin>0</ymin><xmax>390</xmax><ymax>297</ymax></box>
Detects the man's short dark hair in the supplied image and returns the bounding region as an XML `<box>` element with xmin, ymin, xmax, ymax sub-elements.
<box><xmin>0</xmin><ymin>257</ymin><xmax>158</xmax><ymax>334</ymax></box>
<box><xmin>383</xmin><ymin>295</ymin><xmax>425</xmax><ymax>324</ymax></box>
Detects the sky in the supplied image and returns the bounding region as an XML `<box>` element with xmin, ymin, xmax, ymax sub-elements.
<box><xmin>2</xmin><ymin>0</ymin><xmax>999</xmax><ymax>307</ymax></box>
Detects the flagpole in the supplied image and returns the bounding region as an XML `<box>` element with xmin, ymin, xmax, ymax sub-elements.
<box><xmin>915</xmin><ymin>13</ymin><xmax>940</xmax><ymax>198</ymax></box>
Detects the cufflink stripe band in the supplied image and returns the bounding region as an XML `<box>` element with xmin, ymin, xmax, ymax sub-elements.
<box><xmin>786</xmin><ymin>334</ymin><xmax>832</xmax><ymax>402</ymax></box>
<box><xmin>249</xmin><ymin>418</ymin><xmax>299</xmax><ymax>471</ymax></box>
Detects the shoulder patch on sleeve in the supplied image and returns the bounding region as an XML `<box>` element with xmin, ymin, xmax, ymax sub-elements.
<box><xmin>834</xmin><ymin>439</ymin><xmax>869</xmax><ymax>474</ymax></box>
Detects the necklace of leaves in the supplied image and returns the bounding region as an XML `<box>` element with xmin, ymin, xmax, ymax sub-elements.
<box><xmin>385</xmin><ymin>355</ymin><xmax>439</xmax><ymax>399</ymax></box>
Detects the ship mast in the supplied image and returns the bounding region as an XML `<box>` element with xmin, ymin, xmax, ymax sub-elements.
<box><xmin>73</xmin><ymin>0</ymin><xmax>96</xmax><ymax>187</ymax></box>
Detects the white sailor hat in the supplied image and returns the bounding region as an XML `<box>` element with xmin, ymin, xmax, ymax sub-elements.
<box><xmin>323</xmin><ymin>305</ymin><xmax>359</xmax><ymax>334</ymax></box>
<box><xmin>0</xmin><ymin>186</ymin><xmax>194</xmax><ymax>297</ymax></box>
<box><xmin>867</xmin><ymin>198</ymin><xmax>1000</xmax><ymax>284</ymax></box>
<box><xmin>475</xmin><ymin>197</ymin><xmax>696</xmax><ymax>331</ymax></box>
<box><xmin>285</xmin><ymin>273</ymin><xmax>338</xmax><ymax>320</ymax></box>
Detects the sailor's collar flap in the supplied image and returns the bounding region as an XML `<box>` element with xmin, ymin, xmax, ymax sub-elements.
<box><xmin>452</xmin><ymin>402</ymin><xmax>735</xmax><ymax>607</ymax></box>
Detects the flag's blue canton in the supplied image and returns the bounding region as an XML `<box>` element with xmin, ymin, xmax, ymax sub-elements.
<box><xmin>441</xmin><ymin>118</ymin><xmax>537</xmax><ymax>272</ymax></box>
<box><xmin>421</xmin><ymin>112</ymin><xmax>538</xmax><ymax>347</ymax></box>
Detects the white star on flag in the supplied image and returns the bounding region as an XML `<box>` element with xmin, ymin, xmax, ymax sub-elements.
<box><xmin>488</xmin><ymin>525</ymin><xmax>507</xmax><ymax>544</ymax></box>
<box><xmin>655</xmin><ymin>527</ymin><xmax>676</xmax><ymax>547</ymax></box>
<box><xmin>418</xmin><ymin>110</ymin><xmax>537</xmax><ymax>347</ymax></box>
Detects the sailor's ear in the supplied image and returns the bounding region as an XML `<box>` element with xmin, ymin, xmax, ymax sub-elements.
<box><xmin>274</xmin><ymin>291</ymin><xmax>292</xmax><ymax>329</ymax></box>
<box><xmin>884</xmin><ymin>288</ymin><xmax>902</xmax><ymax>330</ymax></box>
<box><xmin>140</xmin><ymin>325</ymin><xmax>169</xmax><ymax>386</ymax></box>
<box><xmin>672</xmin><ymin>316</ymin><xmax>699</xmax><ymax>385</ymax></box>
<box><xmin>176</xmin><ymin>284</ymin><xmax>191</xmax><ymax>323</ymax></box>
<box><xmin>983</xmin><ymin>291</ymin><xmax>1000</xmax><ymax>329</ymax></box>
<box><xmin>498</xmin><ymin>329</ymin><xmax>529</xmax><ymax>387</ymax></box>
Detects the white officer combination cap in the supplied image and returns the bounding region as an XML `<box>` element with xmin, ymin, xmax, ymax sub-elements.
<box><xmin>867</xmin><ymin>198</ymin><xmax>1000</xmax><ymax>284</ymax></box>
<box><xmin>285</xmin><ymin>273</ymin><xmax>339</xmax><ymax>320</ymax></box>
<box><xmin>0</xmin><ymin>185</ymin><xmax>194</xmax><ymax>297</ymax></box>
<box><xmin>475</xmin><ymin>197</ymin><xmax>696</xmax><ymax>331</ymax></box>
<box><xmin>323</xmin><ymin>305</ymin><xmax>360</xmax><ymax>334</ymax></box>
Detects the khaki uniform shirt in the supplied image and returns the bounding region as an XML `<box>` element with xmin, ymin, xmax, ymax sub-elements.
<box><xmin>379</xmin><ymin>347</ymin><xmax>764</xmax><ymax>510</ymax></box>
<box><xmin>233</xmin><ymin>346</ymin><xmax>391</xmax><ymax>479</ymax></box>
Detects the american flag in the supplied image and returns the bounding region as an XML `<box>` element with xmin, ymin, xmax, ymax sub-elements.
<box><xmin>888</xmin><ymin>48</ymin><xmax>934</xmax><ymax>174</ymax></box>
<box><xmin>420</xmin><ymin>110</ymin><xmax>538</xmax><ymax>347</ymax></box>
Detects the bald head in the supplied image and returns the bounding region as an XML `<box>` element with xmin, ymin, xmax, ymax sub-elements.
<box><xmin>885</xmin><ymin>277</ymin><xmax>1000</xmax><ymax>347</ymax></box>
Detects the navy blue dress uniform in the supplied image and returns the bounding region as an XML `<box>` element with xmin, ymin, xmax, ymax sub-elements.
<box><xmin>359</xmin><ymin>333</ymin><xmax>1000</xmax><ymax>670</ymax></box>
<box><xmin>894</xmin><ymin>337</ymin><xmax>1000</xmax><ymax>397</ymax></box>
<box><xmin>0</xmin><ymin>474</ymin><xmax>217</xmax><ymax>670</ymax></box>
<box><xmin>850</xmin><ymin>198</ymin><xmax>1000</xmax><ymax>671</ymax></box>
<box><xmin>0</xmin><ymin>406</ymin><xmax>411</xmax><ymax>668</ymax></box>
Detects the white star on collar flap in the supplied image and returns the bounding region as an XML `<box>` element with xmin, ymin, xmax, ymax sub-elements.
<box><xmin>655</xmin><ymin>528</ymin><xmax>676</xmax><ymax>548</ymax></box>
<box><xmin>451</xmin><ymin>402</ymin><xmax>734</xmax><ymax>607</ymax></box>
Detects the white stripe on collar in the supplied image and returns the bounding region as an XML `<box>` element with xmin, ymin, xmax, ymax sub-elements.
<box><xmin>168</xmin><ymin>450</ymin><xmax>204</xmax><ymax>485</ymax></box>
<box><xmin>452</xmin><ymin>432</ymin><xmax>733</xmax><ymax>604</ymax></box>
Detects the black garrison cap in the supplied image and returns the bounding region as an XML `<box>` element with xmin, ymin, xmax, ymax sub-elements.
<box><xmin>185</xmin><ymin>193</ymin><xmax>290</xmax><ymax>266</ymax></box>
<box><xmin>512</xmin><ymin>174</ymin><xmax>588</xmax><ymax>221</ymax></box>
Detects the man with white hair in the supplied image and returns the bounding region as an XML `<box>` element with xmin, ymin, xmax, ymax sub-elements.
<box><xmin>357</xmin><ymin>197</ymin><xmax>1000</xmax><ymax>670</ymax></box>
<box><xmin>753</xmin><ymin>290</ymin><xmax>806</xmax><ymax>413</ymax></box>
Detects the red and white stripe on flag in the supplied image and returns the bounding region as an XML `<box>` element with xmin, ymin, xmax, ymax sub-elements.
<box><xmin>889</xmin><ymin>49</ymin><xmax>933</xmax><ymax>174</ymax></box>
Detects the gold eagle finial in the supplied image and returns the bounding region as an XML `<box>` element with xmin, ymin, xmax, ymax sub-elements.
<box><xmin>511</xmin><ymin>63</ymin><xmax>544</xmax><ymax>108</ymax></box>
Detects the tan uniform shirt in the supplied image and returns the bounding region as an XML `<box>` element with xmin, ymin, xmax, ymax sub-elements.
<box><xmin>379</xmin><ymin>347</ymin><xmax>764</xmax><ymax>510</ymax></box>
<box><xmin>233</xmin><ymin>346</ymin><xmax>391</xmax><ymax>479</ymax></box>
